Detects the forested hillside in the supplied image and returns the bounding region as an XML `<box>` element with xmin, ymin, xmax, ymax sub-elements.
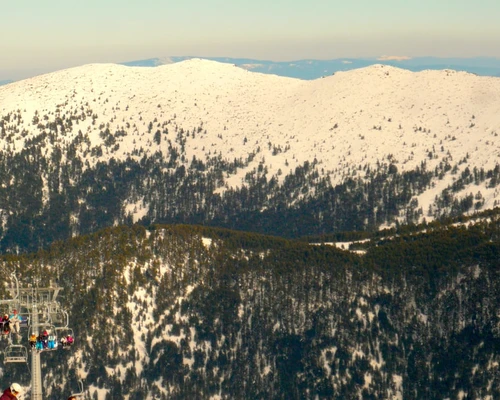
<box><xmin>0</xmin><ymin>219</ymin><xmax>498</xmax><ymax>399</ymax></box>
<box><xmin>0</xmin><ymin>125</ymin><xmax>499</xmax><ymax>254</ymax></box>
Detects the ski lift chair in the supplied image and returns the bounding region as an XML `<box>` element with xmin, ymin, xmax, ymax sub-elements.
<box><xmin>3</xmin><ymin>344</ymin><xmax>28</xmax><ymax>363</ymax></box>
<box><xmin>35</xmin><ymin>323</ymin><xmax>58</xmax><ymax>351</ymax></box>
<box><xmin>19</xmin><ymin>315</ymin><xmax>29</xmax><ymax>329</ymax></box>
<box><xmin>49</xmin><ymin>308</ymin><xmax>69</xmax><ymax>326</ymax></box>
<box><xmin>69</xmin><ymin>380</ymin><xmax>85</xmax><ymax>398</ymax></box>
<box><xmin>55</xmin><ymin>327</ymin><xmax>74</xmax><ymax>349</ymax></box>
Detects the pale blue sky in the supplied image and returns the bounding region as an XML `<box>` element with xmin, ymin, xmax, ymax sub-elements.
<box><xmin>1</xmin><ymin>0</ymin><xmax>499</xmax><ymax>79</ymax></box>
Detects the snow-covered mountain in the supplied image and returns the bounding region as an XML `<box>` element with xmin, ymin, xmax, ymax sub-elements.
<box><xmin>0</xmin><ymin>59</ymin><xmax>499</xmax><ymax>250</ymax></box>
<box><xmin>1</xmin><ymin>60</ymin><xmax>500</xmax><ymax>398</ymax></box>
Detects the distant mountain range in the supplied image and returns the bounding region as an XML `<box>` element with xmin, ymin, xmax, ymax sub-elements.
<box><xmin>121</xmin><ymin>56</ymin><xmax>500</xmax><ymax>80</ymax></box>
<box><xmin>2</xmin><ymin>56</ymin><xmax>500</xmax><ymax>86</ymax></box>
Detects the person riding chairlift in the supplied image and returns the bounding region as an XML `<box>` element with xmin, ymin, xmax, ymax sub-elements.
<box><xmin>1</xmin><ymin>314</ymin><xmax>10</xmax><ymax>335</ymax></box>
<box><xmin>48</xmin><ymin>332</ymin><xmax>57</xmax><ymax>349</ymax></box>
<box><xmin>9</xmin><ymin>310</ymin><xmax>21</xmax><ymax>335</ymax></box>
<box><xmin>61</xmin><ymin>334</ymin><xmax>74</xmax><ymax>348</ymax></box>
<box><xmin>41</xmin><ymin>329</ymin><xmax>49</xmax><ymax>349</ymax></box>
<box><xmin>36</xmin><ymin>334</ymin><xmax>43</xmax><ymax>351</ymax></box>
<box><xmin>29</xmin><ymin>333</ymin><xmax>37</xmax><ymax>349</ymax></box>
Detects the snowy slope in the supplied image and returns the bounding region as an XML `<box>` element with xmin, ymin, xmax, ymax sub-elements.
<box><xmin>1</xmin><ymin>59</ymin><xmax>499</xmax><ymax>221</ymax></box>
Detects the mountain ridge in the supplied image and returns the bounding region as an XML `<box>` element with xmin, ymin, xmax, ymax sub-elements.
<box><xmin>0</xmin><ymin>59</ymin><xmax>499</xmax><ymax>253</ymax></box>
<box><xmin>1</xmin><ymin>59</ymin><xmax>499</xmax><ymax>205</ymax></box>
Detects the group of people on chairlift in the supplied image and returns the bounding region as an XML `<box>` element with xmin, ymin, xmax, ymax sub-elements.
<box><xmin>1</xmin><ymin>310</ymin><xmax>21</xmax><ymax>336</ymax></box>
<box><xmin>29</xmin><ymin>329</ymin><xmax>74</xmax><ymax>351</ymax></box>
<box><xmin>1</xmin><ymin>309</ymin><xmax>74</xmax><ymax>350</ymax></box>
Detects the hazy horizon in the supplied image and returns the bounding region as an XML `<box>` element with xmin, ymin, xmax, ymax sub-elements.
<box><xmin>2</xmin><ymin>0</ymin><xmax>500</xmax><ymax>80</ymax></box>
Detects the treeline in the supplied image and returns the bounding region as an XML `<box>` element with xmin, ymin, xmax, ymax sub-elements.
<box><xmin>1</xmin><ymin>125</ymin><xmax>499</xmax><ymax>253</ymax></box>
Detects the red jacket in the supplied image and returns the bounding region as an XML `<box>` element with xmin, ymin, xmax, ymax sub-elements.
<box><xmin>0</xmin><ymin>388</ymin><xmax>17</xmax><ymax>399</ymax></box>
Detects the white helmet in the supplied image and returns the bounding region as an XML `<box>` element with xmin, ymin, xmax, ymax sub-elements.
<box><xmin>10</xmin><ymin>382</ymin><xmax>22</xmax><ymax>393</ymax></box>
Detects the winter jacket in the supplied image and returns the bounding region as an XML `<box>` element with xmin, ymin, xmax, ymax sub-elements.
<box><xmin>0</xmin><ymin>388</ymin><xmax>17</xmax><ymax>399</ymax></box>
<box><xmin>9</xmin><ymin>314</ymin><xmax>21</xmax><ymax>325</ymax></box>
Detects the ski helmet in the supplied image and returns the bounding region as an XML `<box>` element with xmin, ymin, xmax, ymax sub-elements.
<box><xmin>10</xmin><ymin>382</ymin><xmax>22</xmax><ymax>393</ymax></box>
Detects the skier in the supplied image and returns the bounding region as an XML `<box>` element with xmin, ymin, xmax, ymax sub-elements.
<box><xmin>9</xmin><ymin>310</ymin><xmax>21</xmax><ymax>335</ymax></box>
<box><xmin>0</xmin><ymin>383</ymin><xmax>22</xmax><ymax>399</ymax></box>
<box><xmin>40</xmin><ymin>329</ymin><xmax>49</xmax><ymax>349</ymax></box>
<box><xmin>1</xmin><ymin>314</ymin><xmax>9</xmax><ymax>335</ymax></box>
<box><xmin>29</xmin><ymin>333</ymin><xmax>37</xmax><ymax>349</ymax></box>
<box><xmin>48</xmin><ymin>333</ymin><xmax>55</xmax><ymax>349</ymax></box>
<box><xmin>36</xmin><ymin>334</ymin><xmax>43</xmax><ymax>351</ymax></box>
